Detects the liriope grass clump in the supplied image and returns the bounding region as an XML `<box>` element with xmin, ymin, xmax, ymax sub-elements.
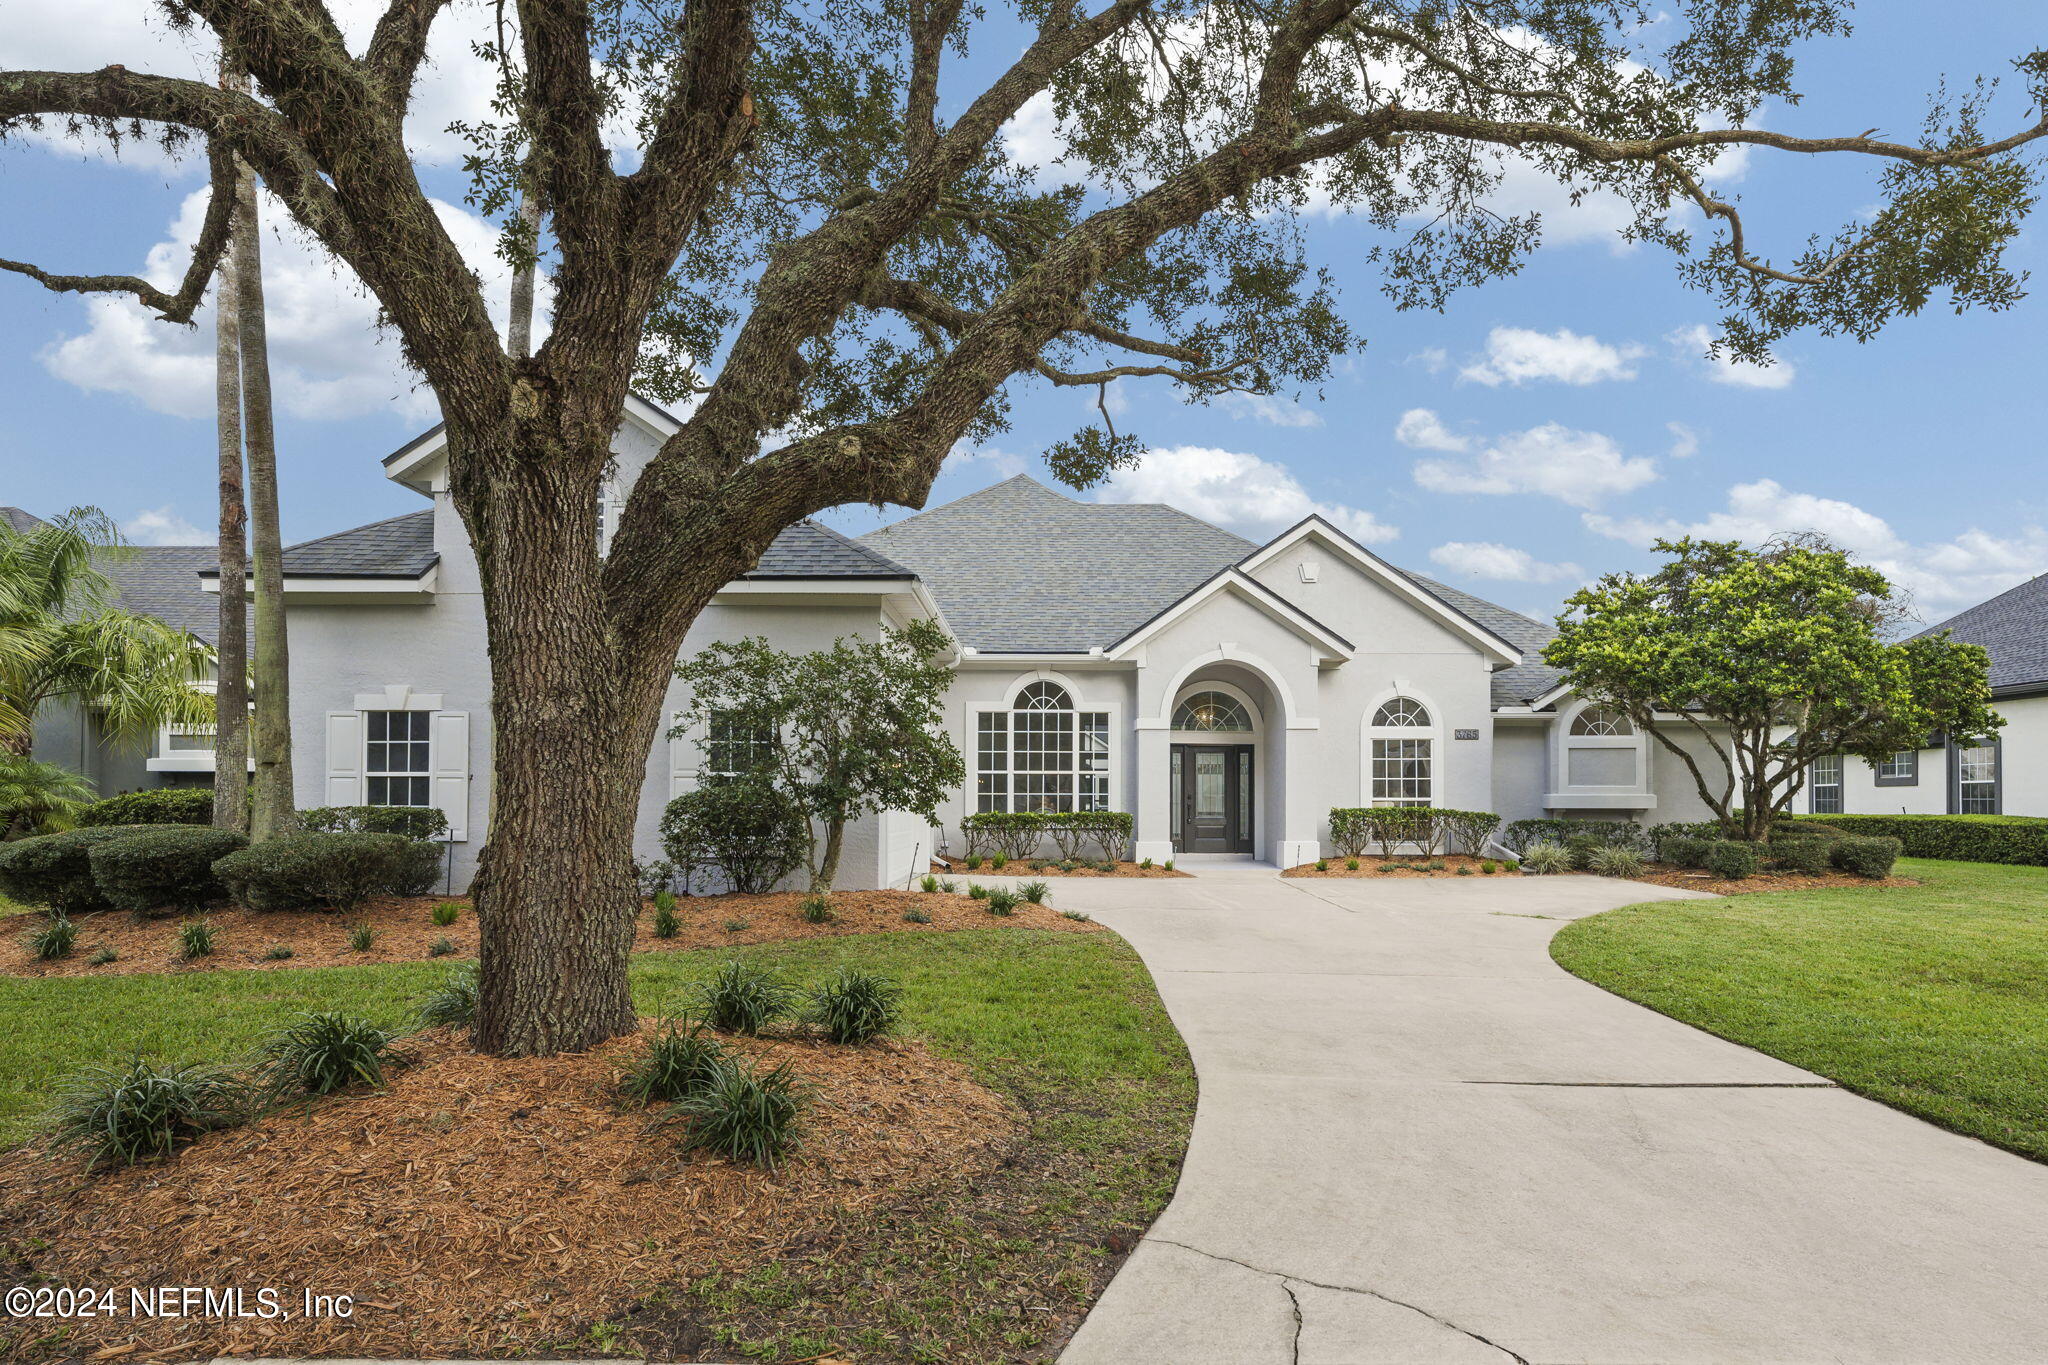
<box><xmin>260</xmin><ymin>1012</ymin><xmax>404</xmax><ymax>1098</ymax></box>
<box><xmin>669</xmin><ymin>1057</ymin><xmax>810</xmax><ymax>1169</ymax></box>
<box><xmin>693</xmin><ymin>958</ymin><xmax>801</xmax><ymax>1035</ymax></box>
<box><xmin>416</xmin><ymin>965</ymin><xmax>480</xmax><ymax>1029</ymax></box>
<box><xmin>50</xmin><ymin>1058</ymin><xmax>248</xmax><ymax>1168</ymax></box>
<box><xmin>24</xmin><ymin>914</ymin><xmax>77</xmax><ymax>961</ymax></box>
<box><xmin>621</xmin><ymin>1017</ymin><xmax>730</xmax><ymax>1106</ymax></box>
<box><xmin>810</xmin><ymin>967</ymin><xmax>902</xmax><ymax>1045</ymax></box>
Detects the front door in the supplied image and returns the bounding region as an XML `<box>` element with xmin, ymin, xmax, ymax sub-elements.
<box><xmin>1174</xmin><ymin>744</ymin><xmax>1253</xmax><ymax>853</ymax></box>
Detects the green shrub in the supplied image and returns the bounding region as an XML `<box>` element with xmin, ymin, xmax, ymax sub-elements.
<box><xmin>431</xmin><ymin>900</ymin><xmax>462</xmax><ymax>926</ymax></box>
<box><xmin>693</xmin><ymin>959</ymin><xmax>800</xmax><ymax>1035</ymax></box>
<box><xmin>1587</xmin><ymin>846</ymin><xmax>1646</xmax><ymax>878</ymax></box>
<box><xmin>1522</xmin><ymin>841</ymin><xmax>1570</xmax><ymax>875</ymax></box>
<box><xmin>984</xmin><ymin>887</ymin><xmax>1019</xmax><ymax>916</ymax></box>
<box><xmin>213</xmin><ymin>832</ymin><xmax>437</xmax><ymax>912</ymax></box>
<box><xmin>348</xmin><ymin>923</ymin><xmax>376</xmax><ymax>952</ymax></box>
<box><xmin>668</xmin><ymin>1056</ymin><xmax>810</xmax><ymax>1168</ymax></box>
<box><xmin>1060</xmin><ymin>909</ymin><xmax>1092</xmax><ymax>922</ymax></box>
<box><xmin>919</xmin><ymin>873</ymin><xmax>939</xmax><ymax>893</ymax></box>
<box><xmin>1647</xmin><ymin>820</ymin><xmax>1723</xmax><ymax>860</ymax></box>
<box><xmin>178</xmin><ymin>918</ymin><xmax>216</xmax><ymax>958</ymax></box>
<box><xmin>966</xmin><ymin>883</ymin><xmax>989</xmax><ymax>900</ymax></box>
<box><xmin>1345</xmin><ymin>857</ymin><xmax>1360</xmax><ymax>871</ymax></box>
<box><xmin>1330</xmin><ymin>806</ymin><xmax>1500</xmax><ymax>858</ymax></box>
<box><xmin>1768</xmin><ymin>838</ymin><xmax>1832</xmax><ymax>875</ymax></box>
<box><xmin>260</xmin><ymin>1012</ymin><xmax>402</xmax><ymax>1098</ymax></box>
<box><xmin>811</xmin><ymin>967</ymin><xmax>903</xmax><ymax>1045</ymax></box>
<box><xmin>264</xmin><ymin>943</ymin><xmax>294</xmax><ymax>961</ymax></box>
<box><xmin>964</xmin><ymin>855</ymin><xmax>983</xmax><ymax>870</ymax></box>
<box><xmin>634</xmin><ymin>857</ymin><xmax>679</xmax><ymax>896</ymax></box>
<box><xmin>798</xmin><ymin>893</ymin><xmax>835</xmax><ymax>925</ymax></box>
<box><xmin>901</xmin><ymin>906</ymin><xmax>931</xmax><ymax>924</ymax></box>
<box><xmin>962</xmin><ymin>810</ymin><xmax>1134</xmax><ymax>863</ymax></box>
<box><xmin>0</xmin><ymin>825</ymin><xmax>153</xmax><ymax>914</ymax></box>
<box><xmin>1139</xmin><ymin>857</ymin><xmax>1153</xmax><ymax>870</ymax></box>
<box><xmin>88</xmin><ymin>826</ymin><xmax>247</xmax><ymax>915</ymax></box>
<box><xmin>49</xmin><ymin>1057</ymin><xmax>248</xmax><ymax>1167</ymax></box>
<box><xmin>1161</xmin><ymin>860</ymin><xmax>1174</xmax><ymax>871</ymax></box>
<box><xmin>660</xmin><ymin>776</ymin><xmax>811</xmax><ymax>895</ymax></box>
<box><xmin>428</xmin><ymin>936</ymin><xmax>456</xmax><ymax>957</ymax></box>
<box><xmin>1799</xmin><ymin>814</ymin><xmax>2047</xmax><ymax>866</ymax></box>
<box><xmin>1661</xmin><ymin>836</ymin><xmax>1711</xmax><ymax>870</ymax></box>
<box><xmin>621</xmin><ymin>1018</ymin><xmax>729</xmax><ymax>1105</ymax></box>
<box><xmin>938</xmin><ymin>878</ymin><xmax>957</xmax><ymax>892</ymax></box>
<box><xmin>1703</xmin><ymin>840</ymin><xmax>1759</xmax><ymax>880</ymax></box>
<box><xmin>1500</xmin><ymin>818</ymin><xmax>1648</xmax><ymax>857</ymax></box>
<box><xmin>297</xmin><ymin>804</ymin><xmax>450</xmax><ymax>841</ymax></box>
<box><xmin>989</xmin><ymin>853</ymin><xmax>1008</xmax><ymax>870</ymax></box>
<box><xmin>723</xmin><ymin>918</ymin><xmax>750</xmax><ymax>933</ymax></box>
<box><xmin>75</xmin><ymin>788</ymin><xmax>213</xmax><ymax>827</ymax></box>
<box><xmin>652</xmin><ymin>899</ymin><xmax>681</xmax><ymax>938</ymax></box>
<box><xmin>23</xmin><ymin>914</ymin><xmax>78</xmax><ymax>960</ymax></box>
<box><xmin>1830</xmin><ymin>835</ymin><xmax>1903</xmax><ymax>879</ymax></box>
<box><xmin>1314</xmin><ymin>858</ymin><xmax>1329</xmax><ymax>871</ymax></box>
<box><xmin>1771</xmin><ymin>818</ymin><xmax>1847</xmax><ymax>842</ymax></box>
<box><xmin>1018</xmin><ymin>879</ymin><xmax>1050</xmax><ymax>904</ymax></box>
<box><xmin>1456</xmin><ymin>864</ymin><xmax>1473</xmax><ymax>875</ymax></box>
<box><xmin>416</xmin><ymin>966</ymin><xmax>479</xmax><ymax>1029</ymax></box>
<box><xmin>1480</xmin><ymin>860</ymin><xmax>1496</xmax><ymax>874</ymax></box>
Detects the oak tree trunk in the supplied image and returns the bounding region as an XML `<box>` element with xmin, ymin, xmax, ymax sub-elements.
<box><xmin>212</xmin><ymin>147</ymin><xmax>251</xmax><ymax>835</ymax></box>
<box><xmin>228</xmin><ymin>134</ymin><xmax>297</xmax><ymax>841</ymax></box>
<box><xmin>811</xmin><ymin>819</ymin><xmax>846</xmax><ymax>894</ymax></box>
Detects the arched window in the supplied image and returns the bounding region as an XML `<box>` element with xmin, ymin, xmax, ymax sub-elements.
<box><xmin>1368</xmin><ymin>696</ymin><xmax>1434</xmax><ymax>806</ymax></box>
<box><xmin>1373</xmin><ymin>697</ymin><xmax>1431</xmax><ymax>729</ymax></box>
<box><xmin>975</xmin><ymin>678</ymin><xmax>1109</xmax><ymax>813</ymax></box>
<box><xmin>1173</xmin><ymin>690</ymin><xmax>1253</xmax><ymax>732</ymax></box>
<box><xmin>1569</xmin><ymin>706</ymin><xmax>1634</xmax><ymax>737</ymax></box>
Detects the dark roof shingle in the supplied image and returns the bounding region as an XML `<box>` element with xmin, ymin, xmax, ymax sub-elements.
<box><xmin>745</xmin><ymin>520</ymin><xmax>913</xmax><ymax>578</ymax></box>
<box><xmin>1917</xmin><ymin>573</ymin><xmax>2048</xmax><ymax>694</ymax></box>
<box><xmin>101</xmin><ymin>545</ymin><xmax>234</xmax><ymax>644</ymax></box>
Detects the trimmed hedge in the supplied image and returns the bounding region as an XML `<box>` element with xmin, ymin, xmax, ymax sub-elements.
<box><xmin>1660</xmin><ymin>835</ymin><xmax>1711</xmax><ymax>870</ymax></box>
<box><xmin>1499</xmin><ymin>818</ymin><xmax>1649</xmax><ymax>857</ymax></box>
<box><xmin>0</xmin><ymin>826</ymin><xmax>153</xmax><ymax>914</ymax></box>
<box><xmin>298</xmin><ymin>804</ymin><xmax>451</xmax><ymax>841</ymax></box>
<box><xmin>959</xmin><ymin>811</ymin><xmax>1133</xmax><ymax>862</ymax></box>
<box><xmin>1800</xmin><ymin>814</ymin><xmax>2048</xmax><ymax>867</ymax></box>
<box><xmin>87</xmin><ymin>826</ymin><xmax>248</xmax><ymax>915</ymax></box>
<box><xmin>1328</xmin><ymin>808</ymin><xmax>1500</xmax><ymax>858</ymax></box>
<box><xmin>1767</xmin><ymin>838</ymin><xmax>1832</xmax><ymax>875</ymax></box>
<box><xmin>660</xmin><ymin>778</ymin><xmax>812</xmax><ymax>895</ymax></box>
<box><xmin>1830</xmin><ymin>835</ymin><xmax>1903</xmax><ymax>879</ymax></box>
<box><xmin>1703</xmin><ymin>840</ymin><xmax>1758</xmax><ymax>880</ymax></box>
<box><xmin>75</xmin><ymin>788</ymin><xmax>213</xmax><ymax>828</ymax></box>
<box><xmin>214</xmin><ymin>832</ymin><xmax>441</xmax><ymax>911</ymax></box>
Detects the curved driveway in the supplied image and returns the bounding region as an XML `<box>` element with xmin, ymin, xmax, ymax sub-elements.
<box><xmin>1045</xmin><ymin>865</ymin><xmax>2048</xmax><ymax>1364</ymax></box>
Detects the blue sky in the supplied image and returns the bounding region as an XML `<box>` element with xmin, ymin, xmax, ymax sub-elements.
<box><xmin>3</xmin><ymin>2</ymin><xmax>2044</xmax><ymax>627</ymax></box>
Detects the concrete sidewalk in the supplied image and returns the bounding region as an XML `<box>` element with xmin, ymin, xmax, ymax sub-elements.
<box><xmin>1051</xmin><ymin>866</ymin><xmax>2048</xmax><ymax>1365</ymax></box>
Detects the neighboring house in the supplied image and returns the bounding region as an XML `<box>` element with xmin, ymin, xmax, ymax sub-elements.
<box><xmin>20</xmin><ymin>401</ymin><xmax>2044</xmax><ymax>884</ymax></box>
<box><xmin>8</xmin><ymin>505</ymin><xmax>233</xmax><ymax>795</ymax></box>
<box><xmin>1809</xmin><ymin>573</ymin><xmax>2048</xmax><ymax>819</ymax></box>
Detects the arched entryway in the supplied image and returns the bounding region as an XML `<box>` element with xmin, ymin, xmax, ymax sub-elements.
<box><xmin>1167</xmin><ymin>672</ymin><xmax>1273</xmax><ymax>855</ymax></box>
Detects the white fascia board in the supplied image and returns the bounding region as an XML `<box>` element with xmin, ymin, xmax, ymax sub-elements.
<box><xmin>712</xmin><ymin>577</ymin><xmax>918</xmax><ymax>601</ymax></box>
<box><xmin>1239</xmin><ymin>518</ymin><xmax>1522</xmax><ymax>668</ymax></box>
<box><xmin>1105</xmin><ymin>568</ymin><xmax>1351</xmax><ymax>663</ymax></box>
<box><xmin>203</xmin><ymin>566</ymin><xmax>439</xmax><ymax>603</ymax></box>
<box><xmin>1523</xmin><ymin>682</ymin><xmax>1575</xmax><ymax>712</ymax></box>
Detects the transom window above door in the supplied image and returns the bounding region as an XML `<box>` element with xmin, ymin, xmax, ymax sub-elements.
<box><xmin>1173</xmin><ymin>690</ymin><xmax>1253</xmax><ymax>732</ymax></box>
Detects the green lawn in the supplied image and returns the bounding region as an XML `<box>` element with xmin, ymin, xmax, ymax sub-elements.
<box><xmin>1553</xmin><ymin>858</ymin><xmax>2048</xmax><ymax>1162</ymax></box>
<box><xmin>0</xmin><ymin>927</ymin><xmax>1194</xmax><ymax>1362</ymax></box>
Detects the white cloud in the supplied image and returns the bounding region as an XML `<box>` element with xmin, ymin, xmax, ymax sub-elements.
<box><xmin>122</xmin><ymin>506</ymin><xmax>211</xmax><ymax>546</ymax></box>
<box><xmin>1459</xmin><ymin>326</ymin><xmax>1646</xmax><ymax>387</ymax></box>
<box><xmin>1412</xmin><ymin>422</ymin><xmax>1657</xmax><ymax>509</ymax></box>
<box><xmin>1582</xmin><ymin>478</ymin><xmax>2048</xmax><ymax>615</ymax></box>
<box><xmin>1428</xmin><ymin>541</ymin><xmax>1581</xmax><ymax>584</ymax></box>
<box><xmin>39</xmin><ymin>186</ymin><xmax>551</xmax><ymax>423</ymax></box>
<box><xmin>1217</xmin><ymin>393</ymin><xmax>1324</xmax><ymax>428</ymax></box>
<box><xmin>1095</xmin><ymin>445</ymin><xmax>1398</xmax><ymax>544</ymax></box>
<box><xmin>1410</xmin><ymin>347</ymin><xmax>1451</xmax><ymax>374</ymax></box>
<box><xmin>1393</xmin><ymin>408</ymin><xmax>1470</xmax><ymax>453</ymax></box>
<box><xmin>1666</xmin><ymin>421</ymin><xmax>1700</xmax><ymax>459</ymax></box>
<box><xmin>1668</xmin><ymin>324</ymin><xmax>1796</xmax><ymax>390</ymax></box>
<box><xmin>942</xmin><ymin>444</ymin><xmax>1027</xmax><ymax>479</ymax></box>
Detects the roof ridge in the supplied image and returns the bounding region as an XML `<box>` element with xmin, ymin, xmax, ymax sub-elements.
<box><xmin>791</xmin><ymin>517</ymin><xmax>913</xmax><ymax>574</ymax></box>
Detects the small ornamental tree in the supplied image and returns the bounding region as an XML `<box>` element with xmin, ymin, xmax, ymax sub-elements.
<box><xmin>672</xmin><ymin>619</ymin><xmax>962</xmax><ymax>891</ymax></box>
<box><xmin>1545</xmin><ymin>536</ymin><xmax>2002</xmax><ymax>841</ymax></box>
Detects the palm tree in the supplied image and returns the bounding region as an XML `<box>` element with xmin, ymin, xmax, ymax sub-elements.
<box><xmin>0</xmin><ymin>755</ymin><xmax>95</xmax><ymax>838</ymax></box>
<box><xmin>0</xmin><ymin>508</ymin><xmax>216</xmax><ymax>759</ymax></box>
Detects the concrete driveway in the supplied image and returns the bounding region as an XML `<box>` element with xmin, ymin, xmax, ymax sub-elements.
<box><xmin>1041</xmin><ymin>864</ymin><xmax>2048</xmax><ymax>1365</ymax></box>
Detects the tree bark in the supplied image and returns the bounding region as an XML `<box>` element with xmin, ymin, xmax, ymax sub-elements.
<box><xmin>811</xmin><ymin>818</ymin><xmax>846</xmax><ymax>893</ymax></box>
<box><xmin>212</xmin><ymin>124</ymin><xmax>251</xmax><ymax>835</ymax></box>
<box><xmin>466</xmin><ymin>443</ymin><xmax>643</xmax><ymax>1055</ymax></box>
<box><xmin>506</xmin><ymin>182</ymin><xmax>541</xmax><ymax>359</ymax></box>
<box><xmin>227</xmin><ymin>114</ymin><xmax>297</xmax><ymax>843</ymax></box>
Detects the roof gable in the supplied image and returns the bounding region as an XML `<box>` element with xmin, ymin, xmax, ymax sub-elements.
<box><xmin>1105</xmin><ymin>567</ymin><xmax>1353</xmax><ymax>662</ymax></box>
<box><xmin>1917</xmin><ymin>572</ymin><xmax>2048</xmax><ymax>694</ymax></box>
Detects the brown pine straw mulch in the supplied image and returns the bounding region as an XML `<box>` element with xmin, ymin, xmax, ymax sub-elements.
<box><xmin>0</xmin><ymin>1026</ymin><xmax>1023</xmax><ymax>1362</ymax></box>
<box><xmin>937</xmin><ymin>858</ymin><xmax>1190</xmax><ymax>878</ymax></box>
<box><xmin>2</xmin><ymin>889</ymin><xmax>1100</xmax><ymax>980</ymax></box>
<box><xmin>1283</xmin><ymin>855</ymin><xmax>1916</xmax><ymax>895</ymax></box>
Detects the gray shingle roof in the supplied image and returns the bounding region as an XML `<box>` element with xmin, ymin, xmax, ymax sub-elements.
<box><xmin>273</xmin><ymin>510</ymin><xmax>440</xmax><ymax>577</ymax></box>
<box><xmin>860</xmin><ymin>475</ymin><xmax>1259</xmax><ymax>652</ymax></box>
<box><xmin>1917</xmin><ymin>573</ymin><xmax>2048</xmax><ymax>695</ymax></box>
<box><xmin>859</xmin><ymin>476</ymin><xmax>1555</xmax><ymax>702</ymax></box>
<box><xmin>2</xmin><ymin>507</ymin><xmax>50</xmax><ymax>534</ymax></box>
<box><xmin>100</xmin><ymin>545</ymin><xmax>236</xmax><ymax>645</ymax></box>
<box><xmin>745</xmin><ymin>519</ymin><xmax>913</xmax><ymax>579</ymax></box>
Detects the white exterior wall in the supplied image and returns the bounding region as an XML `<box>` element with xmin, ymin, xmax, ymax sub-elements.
<box><xmin>1993</xmin><ymin>696</ymin><xmax>2048</xmax><ymax>816</ymax></box>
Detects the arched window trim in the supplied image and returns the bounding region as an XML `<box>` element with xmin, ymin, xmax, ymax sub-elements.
<box><xmin>1569</xmin><ymin>705</ymin><xmax>1635</xmax><ymax>737</ymax></box>
<box><xmin>1169</xmin><ymin>681</ymin><xmax>1263</xmax><ymax>736</ymax></box>
<box><xmin>1554</xmin><ymin>698</ymin><xmax>1649</xmax><ymax>794</ymax></box>
<box><xmin>974</xmin><ymin>672</ymin><xmax>1113</xmax><ymax>815</ymax></box>
<box><xmin>1362</xmin><ymin>689</ymin><xmax>1442</xmax><ymax>808</ymax></box>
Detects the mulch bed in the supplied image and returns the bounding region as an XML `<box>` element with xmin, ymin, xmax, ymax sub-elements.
<box><xmin>1626</xmin><ymin>865</ymin><xmax>1920</xmax><ymax>895</ymax></box>
<box><xmin>938</xmin><ymin>859</ymin><xmax>1190</xmax><ymax>878</ymax></box>
<box><xmin>1283</xmin><ymin>854</ymin><xmax>1506</xmax><ymax>878</ymax></box>
<box><xmin>0</xmin><ymin>1025</ymin><xmax>1021</xmax><ymax>1362</ymax></box>
<box><xmin>0</xmin><ymin>890</ymin><xmax>1098</xmax><ymax>980</ymax></box>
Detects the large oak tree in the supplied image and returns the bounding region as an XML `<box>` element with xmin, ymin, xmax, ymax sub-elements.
<box><xmin>3</xmin><ymin>1</ymin><xmax>2043</xmax><ymax>1053</ymax></box>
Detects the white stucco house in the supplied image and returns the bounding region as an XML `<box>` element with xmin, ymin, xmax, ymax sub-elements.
<box><xmin>17</xmin><ymin>399</ymin><xmax>2043</xmax><ymax>887</ymax></box>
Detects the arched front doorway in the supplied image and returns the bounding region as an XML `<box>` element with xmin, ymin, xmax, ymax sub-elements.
<box><xmin>1167</xmin><ymin>679</ymin><xmax>1263</xmax><ymax>854</ymax></box>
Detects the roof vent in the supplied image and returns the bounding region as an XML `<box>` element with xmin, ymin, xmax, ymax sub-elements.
<box><xmin>1298</xmin><ymin>560</ymin><xmax>1321</xmax><ymax>583</ymax></box>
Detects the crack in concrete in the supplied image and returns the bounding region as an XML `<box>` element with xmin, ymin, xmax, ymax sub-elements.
<box><xmin>1150</xmin><ymin>1236</ymin><xmax>1531</xmax><ymax>1365</ymax></box>
<box><xmin>1462</xmin><ymin>1080</ymin><xmax>1836</xmax><ymax>1089</ymax></box>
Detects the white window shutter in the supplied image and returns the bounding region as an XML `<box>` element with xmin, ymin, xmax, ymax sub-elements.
<box><xmin>431</xmin><ymin>711</ymin><xmax>471</xmax><ymax>841</ymax></box>
<box><xmin>668</xmin><ymin>714</ymin><xmax>695</xmax><ymax>799</ymax></box>
<box><xmin>325</xmin><ymin>711</ymin><xmax>364</xmax><ymax>805</ymax></box>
